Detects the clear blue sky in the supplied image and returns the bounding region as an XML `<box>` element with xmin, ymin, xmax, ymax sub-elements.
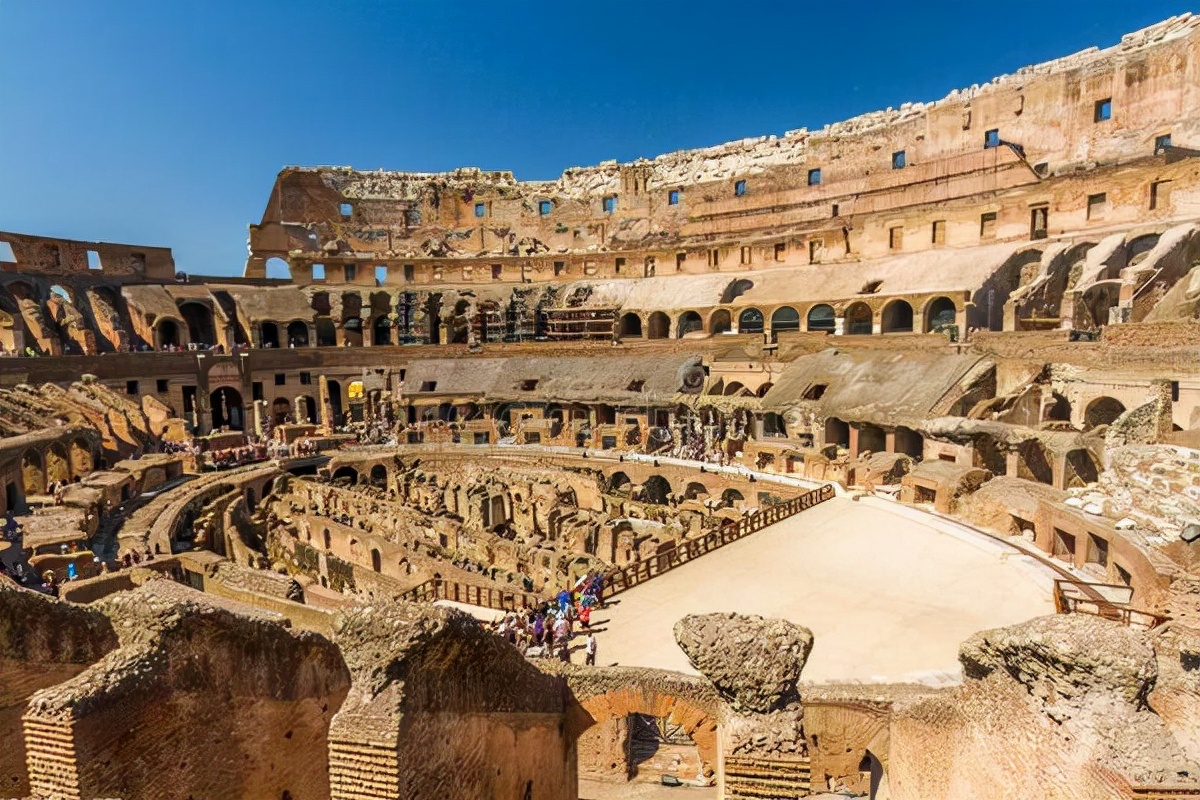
<box><xmin>0</xmin><ymin>0</ymin><xmax>1194</xmax><ymax>276</ymax></box>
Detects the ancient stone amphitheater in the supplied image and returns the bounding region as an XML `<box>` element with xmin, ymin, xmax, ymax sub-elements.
<box><xmin>2</xmin><ymin>14</ymin><xmax>1199</xmax><ymax>800</ymax></box>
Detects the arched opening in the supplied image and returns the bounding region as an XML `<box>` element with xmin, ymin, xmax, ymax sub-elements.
<box><xmin>21</xmin><ymin>449</ymin><xmax>45</xmax><ymax>496</ymax></box>
<box><xmin>607</xmin><ymin>471</ymin><xmax>633</xmax><ymax>496</ymax></box>
<box><xmin>880</xmin><ymin>299</ymin><xmax>914</xmax><ymax>333</ymax></box>
<box><xmin>265</xmin><ymin>257</ymin><xmax>291</xmax><ymax>280</ymax></box>
<box><xmin>272</xmin><ymin>398</ymin><xmax>292</xmax><ymax>425</ymax></box>
<box><xmin>1084</xmin><ymin>396</ymin><xmax>1125</xmax><ymax>429</ymax></box>
<box><xmin>179</xmin><ymin>302</ymin><xmax>216</xmax><ymax>347</ymax></box>
<box><xmin>647</xmin><ymin>312</ymin><xmax>671</xmax><ymax>339</ymax></box>
<box><xmin>825</xmin><ymin>417</ymin><xmax>850</xmax><ymax>449</ymax></box>
<box><xmin>641</xmin><ymin>475</ymin><xmax>672</xmax><ymax>505</ymax></box>
<box><xmin>1017</xmin><ymin>440</ymin><xmax>1054</xmax><ymax>485</ymax></box>
<box><xmin>45</xmin><ymin>443</ymin><xmax>70</xmax><ymax>486</ymax></box>
<box><xmin>709</xmin><ymin>308</ymin><xmax>732</xmax><ymax>334</ymax></box>
<box><xmin>342</xmin><ymin>318</ymin><xmax>363</xmax><ymax>347</ymax></box>
<box><xmin>807</xmin><ymin>304</ymin><xmax>836</xmax><ymax>333</ymax></box>
<box><xmin>210</xmin><ymin>387</ymin><xmax>245</xmax><ymax>431</ymax></box>
<box><xmin>724</xmin><ymin>381</ymin><xmax>750</xmax><ymax>397</ymax></box>
<box><xmin>156</xmin><ymin>319</ymin><xmax>182</xmax><ymax>349</ymax></box>
<box><xmin>924</xmin><ymin>296</ymin><xmax>957</xmax><ymax>333</ymax></box>
<box><xmin>311</xmin><ymin>291</ymin><xmax>331</xmax><ymax>316</ymax></box>
<box><xmin>327</xmin><ymin>380</ymin><xmax>344</xmax><ymax>427</ymax></box>
<box><xmin>370</xmin><ymin>548</ymin><xmax>382</xmax><ymax>572</ymax></box>
<box><xmin>316</xmin><ymin>318</ymin><xmax>337</xmax><ymax>347</ymax></box>
<box><xmin>260</xmin><ymin>321</ymin><xmax>280</xmax><ymax>349</ymax></box>
<box><xmin>683</xmin><ymin>482</ymin><xmax>708</xmax><ymax>500</ymax></box>
<box><xmin>1045</xmin><ymin>392</ymin><xmax>1072</xmax><ymax>423</ymax></box>
<box><xmin>369</xmin><ymin>464</ymin><xmax>388</xmax><ymax>488</ymax></box>
<box><xmin>1081</xmin><ymin>283</ymin><xmax>1120</xmax><ymax>328</ymax></box>
<box><xmin>857</xmin><ymin>423</ymin><xmax>886</xmax><ymax>455</ymax></box>
<box><xmin>70</xmin><ymin>437</ymin><xmax>94</xmax><ymax>476</ymax></box>
<box><xmin>1065</xmin><ymin>449</ymin><xmax>1100</xmax><ymax>487</ymax></box>
<box><xmin>720</xmin><ymin>488</ymin><xmax>744</xmax><ymax>507</ymax></box>
<box><xmin>738</xmin><ymin>307</ymin><xmax>764</xmax><ymax>334</ymax></box>
<box><xmin>894</xmin><ymin>426</ymin><xmax>923</xmax><ymax>459</ymax></box>
<box><xmin>676</xmin><ymin>311</ymin><xmax>703</xmax><ymax>338</ymax></box>
<box><xmin>331</xmin><ymin>466</ymin><xmax>359</xmax><ymax>485</ymax></box>
<box><xmin>770</xmin><ymin>306</ymin><xmax>800</xmax><ymax>340</ymax></box>
<box><xmin>844</xmin><ymin>302</ymin><xmax>873</xmax><ymax>335</ymax></box>
<box><xmin>286</xmin><ymin>321</ymin><xmax>309</xmax><ymax>347</ymax></box>
<box><xmin>618</xmin><ymin>313</ymin><xmax>643</xmax><ymax>339</ymax></box>
<box><xmin>297</xmin><ymin>395</ymin><xmax>318</xmax><ymax>425</ymax></box>
<box><xmin>756</xmin><ymin>383</ymin><xmax>774</xmax><ymax>398</ymax></box>
<box><xmin>372</xmin><ymin>316</ymin><xmax>392</xmax><ymax>346</ymax></box>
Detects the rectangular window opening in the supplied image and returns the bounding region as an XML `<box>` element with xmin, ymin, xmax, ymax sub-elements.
<box><xmin>831</xmin><ymin>203</ymin><xmax>839</xmax><ymax>218</ymax></box>
<box><xmin>709</xmin><ymin>248</ymin><xmax>721</xmax><ymax>268</ymax></box>
<box><xmin>86</xmin><ymin>249</ymin><xmax>103</xmax><ymax>270</ymax></box>
<box><xmin>1086</xmin><ymin>193</ymin><xmax>1107</xmax><ymax>220</ymax></box>
<box><xmin>274</xmin><ymin>373</ymin><xmax>286</xmax><ymax>386</ymax></box>
<box><xmin>420</xmin><ymin>381</ymin><xmax>438</xmax><ymax>392</ymax></box>
<box><xmin>980</xmin><ymin>212</ymin><xmax>998</xmax><ymax>239</ymax></box>
<box><xmin>553</xmin><ymin>261</ymin><xmax>566</xmax><ymax>277</ymax></box>
<box><xmin>668</xmin><ymin>189</ymin><xmax>680</xmax><ymax>205</ymax></box>
<box><xmin>344</xmin><ymin>264</ymin><xmax>357</xmax><ymax>282</ymax></box>
<box><xmin>403</xmin><ymin>264</ymin><xmax>414</xmax><ymax>281</ymax></box>
<box><xmin>375</xmin><ymin>265</ymin><xmax>387</xmax><ymax>286</ymax></box>
<box><xmin>0</xmin><ymin>241</ymin><xmax>14</xmax><ymax>262</ymax></box>
<box><xmin>615</xmin><ymin>257</ymin><xmax>625</xmax><ymax>273</ymax></box>
<box><xmin>491</xmin><ymin>264</ymin><xmax>503</xmax><ymax>280</ymax></box>
<box><xmin>734</xmin><ymin>180</ymin><xmax>747</xmax><ymax>196</ymax></box>
<box><xmin>1150</xmin><ymin>180</ymin><xmax>1172</xmax><ymax>211</ymax></box>
<box><xmin>627</xmin><ymin>379</ymin><xmax>645</xmax><ymax>392</ymax></box>
<box><xmin>538</xmin><ymin>200</ymin><xmax>553</xmax><ymax>215</ymax></box>
<box><xmin>809</xmin><ymin>240</ymin><xmax>823</xmax><ymax>263</ymax></box>
<box><xmin>156</xmin><ymin>379</ymin><xmax>169</xmax><ymax>393</ymax></box>
<box><xmin>474</xmin><ymin>202</ymin><xmax>487</xmax><ymax>218</ymax></box>
<box><xmin>250</xmin><ymin>383</ymin><xmax>263</xmax><ymax>402</ymax></box>
<box><xmin>888</xmin><ymin>226</ymin><xmax>904</xmax><ymax>250</ymax></box>
<box><xmin>300</xmin><ymin>372</ymin><xmax>312</xmax><ymax>385</ymax></box>
<box><xmin>984</xmin><ymin>129</ymin><xmax>1000</xmax><ymax>149</ymax></box>
<box><xmin>807</xmin><ymin>168</ymin><xmax>822</xmax><ymax>186</ymax></box>
<box><xmin>311</xmin><ymin>263</ymin><xmax>325</xmax><ymax>281</ymax></box>
<box><xmin>519</xmin><ymin>379</ymin><xmax>539</xmax><ymax>391</ymax></box>
<box><xmin>892</xmin><ymin>150</ymin><xmax>906</xmax><ymax>169</ymax></box>
<box><xmin>339</xmin><ymin>202</ymin><xmax>353</xmax><ymax>218</ymax></box>
<box><xmin>740</xmin><ymin>246</ymin><xmax>752</xmax><ymax>265</ymax></box>
<box><xmin>932</xmin><ymin>220</ymin><xmax>947</xmax><ymax>245</ymax></box>
<box><xmin>603</xmin><ymin>196</ymin><xmax>617</xmax><ymax>214</ymax></box>
<box><xmin>125</xmin><ymin>380</ymin><xmax>139</xmax><ymax>395</ymax></box>
<box><xmin>774</xmin><ymin>242</ymin><xmax>786</xmax><ymax>262</ymax></box>
<box><xmin>676</xmin><ymin>252</ymin><xmax>686</xmax><ymax>271</ymax></box>
<box><xmin>1030</xmin><ymin>206</ymin><xmax>1049</xmax><ymax>240</ymax></box>
<box><xmin>1094</xmin><ymin>98</ymin><xmax>1112</xmax><ymax>123</ymax></box>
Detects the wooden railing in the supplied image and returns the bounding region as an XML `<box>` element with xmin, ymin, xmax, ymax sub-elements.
<box><xmin>402</xmin><ymin>577</ymin><xmax>546</xmax><ymax>612</ymax></box>
<box><xmin>1053</xmin><ymin>579</ymin><xmax>1168</xmax><ymax>630</ymax></box>
<box><xmin>605</xmin><ymin>483</ymin><xmax>836</xmax><ymax>598</ymax></box>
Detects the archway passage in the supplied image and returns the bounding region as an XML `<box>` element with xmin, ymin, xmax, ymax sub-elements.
<box><xmin>261</xmin><ymin>321</ymin><xmax>280</xmax><ymax>349</ymax></box>
<box><xmin>372</xmin><ymin>316</ymin><xmax>392</xmax><ymax>346</ymax></box>
<box><xmin>331</xmin><ymin>466</ymin><xmax>358</xmax><ymax>485</ymax></box>
<box><xmin>571</xmin><ymin>690</ymin><xmax>719</xmax><ymax>795</ymax></box>
<box><xmin>924</xmin><ymin>296</ymin><xmax>957</xmax><ymax>333</ymax></box>
<box><xmin>770</xmin><ymin>306</ymin><xmax>800</xmax><ymax>339</ymax></box>
<box><xmin>881</xmin><ymin>300</ymin><xmax>914</xmax><ymax>333</ymax></box>
<box><xmin>738</xmin><ymin>307</ymin><xmax>764</xmax><ymax>334</ymax></box>
<box><xmin>21</xmin><ymin>449</ymin><xmax>45</xmax><ymax>496</ymax></box>
<box><xmin>297</xmin><ymin>395</ymin><xmax>318</xmax><ymax>424</ymax></box>
<box><xmin>70</xmin><ymin>437</ymin><xmax>94</xmax><ymax>476</ymax></box>
<box><xmin>157</xmin><ymin>319</ymin><xmax>182</xmax><ymax>349</ymax></box>
<box><xmin>648</xmin><ymin>312</ymin><xmax>671</xmax><ymax>340</ymax></box>
<box><xmin>677</xmin><ymin>311</ymin><xmax>703</xmax><ymax>338</ymax></box>
<box><xmin>342</xmin><ymin>318</ymin><xmax>363</xmax><ymax>347</ymax></box>
<box><xmin>807</xmin><ymin>304</ymin><xmax>836</xmax><ymax>333</ymax></box>
<box><xmin>825</xmin><ymin>417</ymin><xmax>850</xmax><ymax>449</ymax></box>
<box><xmin>844</xmin><ymin>302</ymin><xmax>873</xmax><ymax>335</ymax></box>
<box><xmin>272</xmin><ymin>398</ymin><xmax>291</xmax><ymax>425</ymax></box>
<box><xmin>618</xmin><ymin>313</ymin><xmax>642</xmax><ymax>339</ymax></box>
<box><xmin>1084</xmin><ymin>396</ymin><xmax>1125</xmax><ymax>429</ymax></box>
<box><xmin>45</xmin><ymin>443</ymin><xmax>70</xmax><ymax>485</ymax></box>
<box><xmin>287</xmin><ymin>321</ymin><xmax>309</xmax><ymax>347</ymax></box>
<box><xmin>179</xmin><ymin>302</ymin><xmax>216</xmax><ymax>347</ymax></box>
<box><xmin>641</xmin><ymin>475</ymin><xmax>672</xmax><ymax>505</ymax></box>
<box><xmin>210</xmin><ymin>387</ymin><xmax>245</xmax><ymax>431</ymax></box>
<box><xmin>709</xmin><ymin>309</ymin><xmax>732</xmax><ymax>335</ymax></box>
<box><xmin>369</xmin><ymin>464</ymin><xmax>388</xmax><ymax>488</ymax></box>
<box><xmin>316</xmin><ymin>318</ymin><xmax>337</xmax><ymax>347</ymax></box>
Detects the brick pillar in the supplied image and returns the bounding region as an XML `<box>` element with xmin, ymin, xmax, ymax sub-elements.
<box><xmin>848</xmin><ymin>425</ymin><xmax>861</xmax><ymax>458</ymax></box>
<box><xmin>884</xmin><ymin>429</ymin><xmax>896</xmax><ymax>453</ymax></box>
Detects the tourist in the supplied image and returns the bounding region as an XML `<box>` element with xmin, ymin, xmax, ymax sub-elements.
<box><xmin>584</xmin><ymin>632</ymin><xmax>597</xmax><ymax>666</ymax></box>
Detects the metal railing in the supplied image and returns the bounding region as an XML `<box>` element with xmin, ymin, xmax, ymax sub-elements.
<box><xmin>605</xmin><ymin>483</ymin><xmax>836</xmax><ymax>597</ymax></box>
<box><xmin>1053</xmin><ymin>579</ymin><xmax>1168</xmax><ymax>629</ymax></box>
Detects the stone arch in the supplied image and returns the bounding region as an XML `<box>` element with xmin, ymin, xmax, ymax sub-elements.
<box><xmin>738</xmin><ymin>307</ymin><xmax>764</xmax><ymax>334</ymax></box>
<box><xmin>210</xmin><ymin>387</ymin><xmax>244</xmax><ymax>430</ymax></box>
<box><xmin>372</xmin><ymin>315</ymin><xmax>392</xmax><ymax>346</ymax></box>
<box><xmin>569</xmin><ymin>690</ymin><xmax>720</xmax><ymax>783</ymax></box>
<box><xmin>923</xmin><ymin>296</ymin><xmax>957</xmax><ymax>333</ymax></box>
<box><xmin>1045</xmin><ymin>392</ymin><xmax>1072</xmax><ymax>423</ymax></box>
<box><xmin>844</xmin><ymin>302</ymin><xmax>873</xmax><ymax>335</ymax></box>
<box><xmin>296</xmin><ymin>395</ymin><xmax>318</xmax><ymax>425</ymax></box>
<box><xmin>1084</xmin><ymin>396</ymin><xmax>1125</xmax><ymax>429</ymax></box>
<box><xmin>709</xmin><ymin>308</ymin><xmax>732</xmax><ymax>334</ymax></box>
<box><xmin>156</xmin><ymin>318</ymin><xmax>182</xmax><ymax>349</ymax></box>
<box><xmin>647</xmin><ymin>312</ymin><xmax>671</xmax><ymax>340</ymax></box>
<box><xmin>618</xmin><ymin>312</ymin><xmax>642</xmax><ymax>338</ymax></box>
<box><xmin>721</xmin><ymin>487</ymin><xmax>744</xmax><ymax>507</ymax></box>
<box><xmin>724</xmin><ymin>381</ymin><xmax>751</xmax><ymax>397</ymax></box>
<box><xmin>264</xmin><ymin>257</ymin><xmax>291</xmax><ymax>280</ymax></box>
<box><xmin>369</xmin><ymin>464</ymin><xmax>389</xmax><ymax>488</ymax></box>
<box><xmin>641</xmin><ymin>475</ymin><xmax>672</xmax><ymax>505</ymax></box>
<box><xmin>271</xmin><ymin>398</ymin><xmax>291</xmax><ymax>425</ymax></box>
<box><xmin>21</xmin><ymin>449</ymin><xmax>45</xmax><ymax>496</ymax></box>
<box><xmin>756</xmin><ymin>382</ymin><xmax>773</xmax><ymax>398</ymax></box>
<box><xmin>287</xmin><ymin>320</ymin><xmax>309</xmax><ymax>347</ymax></box>
<box><xmin>880</xmin><ymin>299</ymin><xmax>914</xmax><ymax>333</ymax></box>
<box><xmin>770</xmin><ymin>306</ymin><xmax>800</xmax><ymax>337</ymax></box>
<box><xmin>260</xmin><ymin>321</ymin><xmax>280</xmax><ymax>349</ymax></box>
<box><xmin>70</xmin><ymin>437</ymin><xmax>94</xmax><ymax>476</ymax></box>
<box><xmin>179</xmin><ymin>301</ymin><xmax>216</xmax><ymax>347</ymax></box>
<box><xmin>315</xmin><ymin>318</ymin><xmax>337</xmax><ymax>347</ymax></box>
<box><xmin>1065</xmin><ymin>448</ymin><xmax>1100</xmax><ymax>487</ymax></box>
<box><xmin>370</xmin><ymin>547</ymin><xmax>382</xmax><ymax>573</ymax></box>
<box><xmin>1126</xmin><ymin>233</ymin><xmax>1160</xmax><ymax>266</ymax></box>
<box><xmin>331</xmin><ymin>466</ymin><xmax>359</xmax><ymax>485</ymax></box>
<box><xmin>607</xmin><ymin>471</ymin><xmax>632</xmax><ymax>495</ymax></box>
<box><xmin>807</xmin><ymin>304</ymin><xmax>836</xmax><ymax>332</ymax></box>
<box><xmin>342</xmin><ymin>317</ymin><xmax>364</xmax><ymax>347</ymax></box>
<box><xmin>683</xmin><ymin>481</ymin><xmax>708</xmax><ymax>500</ymax></box>
<box><xmin>677</xmin><ymin>311</ymin><xmax>703</xmax><ymax>338</ymax></box>
<box><xmin>45</xmin><ymin>443</ymin><xmax>70</xmax><ymax>486</ymax></box>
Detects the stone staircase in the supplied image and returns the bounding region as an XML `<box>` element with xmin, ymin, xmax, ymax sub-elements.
<box><xmin>723</xmin><ymin>754</ymin><xmax>812</xmax><ymax>799</ymax></box>
<box><xmin>23</xmin><ymin>716</ymin><xmax>82</xmax><ymax>800</ymax></box>
<box><xmin>328</xmin><ymin>738</ymin><xmax>400</xmax><ymax>800</ymax></box>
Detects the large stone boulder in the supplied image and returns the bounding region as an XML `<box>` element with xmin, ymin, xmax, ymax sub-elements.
<box><xmin>960</xmin><ymin>614</ymin><xmax>1157</xmax><ymax>712</ymax></box>
<box><xmin>673</xmin><ymin>612</ymin><xmax>813</xmax><ymax>713</ymax></box>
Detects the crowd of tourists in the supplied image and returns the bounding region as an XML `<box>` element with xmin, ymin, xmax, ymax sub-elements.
<box><xmin>202</xmin><ymin>442</ymin><xmax>270</xmax><ymax>469</ymax></box>
<box><xmin>489</xmin><ymin>572</ymin><xmax>604</xmax><ymax>665</ymax></box>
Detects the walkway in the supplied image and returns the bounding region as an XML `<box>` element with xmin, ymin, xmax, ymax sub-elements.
<box><xmin>589</xmin><ymin>496</ymin><xmax>1056</xmax><ymax>685</ymax></box>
